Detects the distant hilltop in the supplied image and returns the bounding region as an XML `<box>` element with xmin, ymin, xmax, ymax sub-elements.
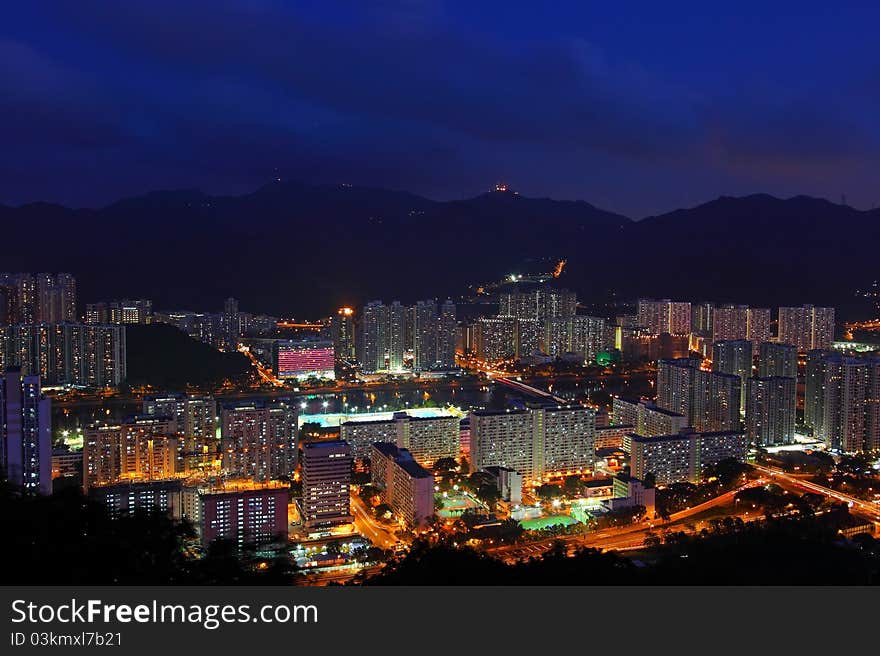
<box><xmin>1</xmin><ymin>182</ymin><xmax>876</xmax><ymax>319</ymax></box>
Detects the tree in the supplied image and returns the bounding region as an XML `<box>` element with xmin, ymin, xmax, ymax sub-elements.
<box><xmin>562</xmin><ymin>475</ymin><xmax>582</xmax><ymax>497</ymax></box>
<box><xmin>374</xmin><ymin>504</ymin><xmax>394</xmax><ymax>521</ymax></box>
<box><xmin>536</xmin><ymin>484</ymin><xmax>563</xmax><ymax>501</ymax></box>
<box><xmin>476</xmin><ymin>484</ymin><xmax>501</xmax><ymax>509</ymax></box>
<box><xmin>433</xmin><ymin>457</ymin><xmax>459</xmax><ymax>473</ymax></box>
<box><xmin>642</xmin><ymin>472</ymin><xmax>656</xmax><ymax>489</ymax></box>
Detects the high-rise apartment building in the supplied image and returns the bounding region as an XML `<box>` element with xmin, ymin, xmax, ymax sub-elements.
<box><xmin>629</xmin><ymin>428</ymin><xmax>747</xmax><ymax>485</ymax></box>
<box><xmin>470</xmin><ymin>409</ymin><xmax>541</xmax><ymax>481</ymax></box>
<box><xmin>612</xmin><ymin>397</ymin><xmax>687</xmax><ymax>438</ymax></box>
<box><xmin>220</xmin><ymin>400</ymin><xmax>297</xmax><ymax>481</ymax></box>
<box><xmin>469</xmin><ymin>404</ymin><xmax>595</xmax><ymax>483</ymax></box>
<box><xmin>818</xmin><ymin>356</ymin><xmax>869</xmax><ymax>452</ymax></box>
<box><xmin>745</xmin><ymin>376</ymin><xmax>797</xmax><ymax>446</ymax></box>
<box><xmin>712</xmin><ymin>339</ymin><xmax>753</xmax><ymax>411</ymax></box>
<box><xmin>758</xmin><ymin>342</ymin><xmax>798</xmax><ymax>379</ymax></box>
<box><xmin>412</xmin><ymin>300</ymin><xmax>438</xmax><ymax>372</ymax></box>
<box><xmin>2</xmin><ymin>323</ymin><xmax>126</xmax><ymax>387</ymax></box>
<box><xmin>474</xmin><ymin>317</ymin><xmax>517</xmax><ymax>362</ymax></box>
<box><xmin>712</xmin><ymin>305</ymin><xmax>749</xmax><ymax>342</ymax></box>
<box><xmin>498</xmin><ymin>287</ymin><xmax>576</xmax><ymax>322</ymax></box>
<box><xmin>220</xmin><ymin>297</ymin><xmax>240</xmax><ymax>352</ymax></box>
<box><xmin>637</xmin><ymin>299</ymin><xmax>692</xmax><ymax>335</ymax></box>
<box><xmin>538</xmin><ymin>405</ymin><xmax>596</xmax><ymax>474</ymax></box>
<box><xmin>1</xmin><ymin>368</ymin><xmax>52</xmax><ymax>494</ymax></box>
<box><xmin>804</xmin><ymin>349</ymin><xmax>833</xmax><ymax>431</ymax></box>
<box><xmin>544</xmin><ymin>315</ymin><xmax>608</xmax><ymax>362</ymax></box>
<box><xmin>437</xmin><ymin>299</ymin><xmax>457</xmax><ymax>368</ymax></box>
<box><xmin>357</xmin><ymin>300</ymin><xmax>406</xmax><ymax>373</ymax></box>
<box><xmin>340</xmin><ymin>410</ymin><xmax>460</xmax><ymax>463</ymax></box>
<box><xmin>302</xmin><ymin>440</ymin><xmax>353</xmax><ymax>530</ymax></box>
<box><xmin>331</xmin><ymin>307</ymin><xmax>356</xmax><ymax>365</ymax></box>
<box><xmin>691</xmin><ymin>303</ymin><xmax>714</xmax><ymax>336</ymax></box>
<box><xmin>387</xmin><ymin>301</ymin><xmax>406</xmax><ymax>372</ymax></box>
<box><xmin>657</xmin><ymin>358</ymin><xmax>741</xmax><ymax>432</ymax></box>
<box><xmin>143</xmin><ymin>393</ymin><xmax>218</xmax><ymax>470</ymax></box>
<box><xmin>83</xmin><ymin>415</ymin><xmax>180</xmax><ymax>491</ymax></box>
<box><xmin>746</xmin><ymin>308</ymin><xmax>772</xmax><ymax>347</ymax></box>
<box><xmin>778</xmin><ymin>305</ymin><xmax>835</xmax><ymax>350</ymax></box>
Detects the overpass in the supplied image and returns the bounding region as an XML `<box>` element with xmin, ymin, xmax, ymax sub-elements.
<box><xmin>494</xmin><ymin>377</ymin><xmax>568</xmax><ymax>404</ymax></box>
<box><xmin>752</xmin><ymin>463</ymin><xmax>880</xmax><ymax>521</ymax></box>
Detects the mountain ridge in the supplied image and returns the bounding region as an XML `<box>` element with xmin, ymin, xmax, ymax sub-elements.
<box><xmin>0</xmin><ymin>181</ymin><xmax>874</xmax><ymax>320</ymax></box>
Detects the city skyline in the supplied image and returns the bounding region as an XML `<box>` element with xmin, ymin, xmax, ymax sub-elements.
<box><xmin>5</xmin><ymin>3</ymin><xmax>880</xmax><ymax>596</ymax></box>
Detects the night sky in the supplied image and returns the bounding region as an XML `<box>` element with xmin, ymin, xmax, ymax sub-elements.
<box><xmin>3</xmin><ymin>1</ymin><xmax>878</xmax><ymax>217</ymax></box>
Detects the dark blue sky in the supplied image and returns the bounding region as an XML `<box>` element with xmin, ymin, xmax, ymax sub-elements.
<box><xmin>2</xmin><ymin>1</ymin><xmax>878</xmax><ymax>216</ymax></box>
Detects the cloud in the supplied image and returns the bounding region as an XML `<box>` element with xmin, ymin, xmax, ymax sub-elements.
<box><xmin>1</xmin><ymin>1</ymin><xmax>879</xmax><ymax>213</ymax></box>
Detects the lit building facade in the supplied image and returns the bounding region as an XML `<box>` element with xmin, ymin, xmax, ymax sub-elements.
<box><xmin>778</xmin><ymin>305</ymin><xmax>835</xmax><ymax>351</ymax></box>
<box><xmin>370</xmin><ymin>443</ymin><xmax>434</xmax><ymax>528</ymax></box>
<box><xmin>745</xmin><ymin>376</ymin><xmax>796</xmax><ymax>446</ymax></box>
<box><xmin>629</xmin><ymin>429</ymin><xmax>747</xmax><ymax>485</ymax></box>
<box><xmin>302</xmin><ymin>440</ymin><xmax>353</xmax><ymax>529</ymax></box>
<box><xmin>220</xmin><ymin>400</ymin><xmax>297</xmax><ymax>481</ymax></box>
<box><xmin>1</xmin><ymin>368</ymin><xmax>52</xmax><ymax>494</ymax></box>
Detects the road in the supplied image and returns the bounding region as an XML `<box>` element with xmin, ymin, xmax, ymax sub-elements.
<box><xmin>350</xmin><ymin>493</ymin><xmax>400</xmax><ymax>550</ymax></box>
<box><xmin>489</xmin><ymin>480</ymin><xmax>763</xmax><ymax>561</ymax></box>
<box><xmin>752</xmin><ymin>463</ymin><xmax>880</xmax><ymax>521</ymax></box>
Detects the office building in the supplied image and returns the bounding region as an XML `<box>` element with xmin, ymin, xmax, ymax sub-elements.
<box><xmin>1</xmin><ymin>368</ymin><xmax>52</xmax><ymax>494</ymax></box>
<box><xmin>370</xmin><ymin>443</ymin><xmax>434</xmax><ymax>528</ymax></box>
<box><xmin>629</xmin><ymin>428</ymin><xmax>747</xmax><ymax>485</ymax></box>
<box><xmin>302</xmin><ymin>440</ymin><xmax>353</xmax><ymax>529</ymax></box>
<box><xmin>778</xmin><ymin>305</ymin><xmax>836</xmax><ymax>350</ymax></box>
<box><xmin>220</xmin><ymin>400</ymin><xmax>297</xmax><ymax>481</ymax></box>
<box><xmin>746</xmin><ymin>376</ymin><xmax>797</xmax><ymax>446</ymax></box>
